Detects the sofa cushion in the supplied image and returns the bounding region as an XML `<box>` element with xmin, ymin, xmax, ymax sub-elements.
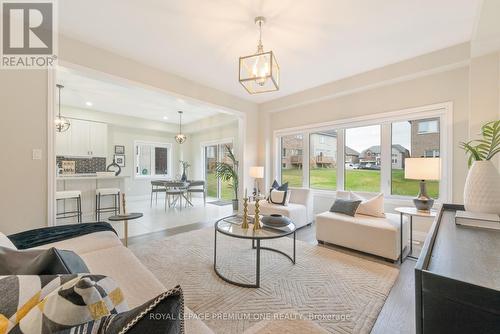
<box><xmin>271</xmin><ymin>180</ymin><xmax>289</xmax><ymax>191</ymax></box>
<box><xmin>58</xmin><ymin>286</ymin><xmax>183</xmax><ymax>334</ymax></box>
<box><xmin>0</xmin><ymin>274</ymin><xmax>73</xmax><ymax>333</ymax></box>
<box><xmin>329</xmin><ymin>199</ymin><xmax>362</xmax><ymax>217</ymax></box>
<box><xmin>350</xmin><ymin>192</ymin><xmax>385</xmax><ymax>218</ymax></box>
<box><xmin>0</xmin><ymin>247</ymin><xmax>89</xmax><ymax>275</ymax></box>
<box><xmin>0</xmin><ymin>274</ymin><xmax>127</xmax><ymax>334</ymax></box>
<box><xmin>78</xmin><ymin>246</ymin><xmax>164</xmax><ymax>309</ymax></box>
<box><xmin>34</xmin><ymin>231</ymin><xmax>123</xmax><ymax>255</ymax></box>
<box><xmin>0</xmin><ymin>232</ymin><xmax>16</xmax><ymax>249</ymax></box>
<box><xmin>269</xmin><ymin>189</ymin><xmax>287</xmax><ymax>205</ymax></box>
<box><xmin>17</xmin><ymin>274</ymin><xmax>128</xmax><ymax>333</ymax></box>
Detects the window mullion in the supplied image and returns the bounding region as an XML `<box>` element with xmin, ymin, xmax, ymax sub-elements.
<box><xmin>380</xmin><ymin>123</ymin><xmax>392</xmax><ymax>196</ymax></box>
<box><xmin>337</xmin><ymin>129</ymin><xmax>345</xmax><ymax>191</ymax></box>
<box><xmin>303</xmin><ymin>132</ymin><xmax>310</xmax><ymax>188</ymax></box>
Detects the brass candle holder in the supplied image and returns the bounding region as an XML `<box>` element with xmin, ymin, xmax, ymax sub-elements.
<box><xmin>253</xmin><ymin>198</ymin><xmax>262</xmax><ymax>231</ymax></box>
<box><xmin>241</xmin><ymin>197</ymin><xmax>249</xmax><ymax>229</ymax></box>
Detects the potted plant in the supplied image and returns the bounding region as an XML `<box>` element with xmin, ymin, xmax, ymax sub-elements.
<box><xmin>180</xmin><ymin>160</ymin><xmax>191</xmax><ymax>182</ymax></box>
<box><xmin>215</xmin><ymin>145</ymin><xmax>239</xmax><ymax>211</ymax></box>
<box><xmin>460</xmin><ymin>120</ymin><xmax>500</xmax><ymax>214</ymax></box>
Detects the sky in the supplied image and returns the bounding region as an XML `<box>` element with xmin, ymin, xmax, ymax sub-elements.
<box><xmin>345</xmin><ymin>122</ymin><xmax>411</xmax><ymax>153</ymax></box>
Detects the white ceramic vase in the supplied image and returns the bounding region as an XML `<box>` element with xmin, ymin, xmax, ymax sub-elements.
<box><xmin>463</xmin><ymin>160</ymin><xmax>500</xmax><ymax>214</ymax></box>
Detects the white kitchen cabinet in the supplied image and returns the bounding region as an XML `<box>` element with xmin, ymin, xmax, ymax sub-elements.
<box><xmin>89</xmin><ymin>122</ymin><xmax>108</xmax><ymax>157</ymax></box>
<box><xmin>55</xmin><ymin>127</ymin><xmax>71</xmax><ymax>156</ymax></box>
<box><xmin>70</xmin><ymin>119</ymin><xmax>91</xmax><ymax>156</ymax></box>
<box><xmin>56</xmin><ymin>119</ymin><xmax>108</xmax><ymax>157</ymax></box>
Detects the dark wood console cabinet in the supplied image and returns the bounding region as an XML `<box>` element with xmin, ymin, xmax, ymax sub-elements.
<box><xmin>415</xmin><ymin>204</ymin><xmax>500</xmax><ymax>333</ymax></box>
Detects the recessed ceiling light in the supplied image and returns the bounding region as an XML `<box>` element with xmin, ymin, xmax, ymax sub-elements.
<box><xmin>85</xmin><ymin>101</ymin><xmax>93</xmax><ymax>107</ymax></box>
<box><xmin>163</xmin><ymin>116</ymin><xmax>169</xmax><ymax>120</ymax></box>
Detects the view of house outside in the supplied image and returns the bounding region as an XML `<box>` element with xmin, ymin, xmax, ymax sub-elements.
<box><xmin>280</xmin><ymin>118</ymin><xmax>440</xmax><ymax>198</ymax></box>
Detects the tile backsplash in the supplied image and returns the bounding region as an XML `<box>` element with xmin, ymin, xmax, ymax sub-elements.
<box><xmin>56</xmin><ymin>156</ymin><xmax>107</xmax><ymax>174</ymax></box>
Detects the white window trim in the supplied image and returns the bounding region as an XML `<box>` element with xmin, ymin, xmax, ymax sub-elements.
<box><xmin>134</xmin><ymin>141</ymin><xmax>173</xmax><ymax>179</ymax></box>
<box><xmin>273</xmin><ymin>102</ymin><xmax>453</xmax><ymax>203</ymax></box>
<box><xmin>200</xmin><ymin>138</ymin><xmax>234</xmax><ymax>199</ymax></box>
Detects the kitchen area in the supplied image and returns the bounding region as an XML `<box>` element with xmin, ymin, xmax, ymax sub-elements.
<box><xmin>53</xmin><ymin>66</ymin><xmax>239</xmax><ymax>239</ymax></box>
<box><xmin>56</xmin><ymin>116</ymin><xmax>127</xmax><ymax>223</ymax></box>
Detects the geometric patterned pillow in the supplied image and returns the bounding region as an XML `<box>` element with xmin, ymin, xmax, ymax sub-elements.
<box><xmin>57</xmin><ymin>285</ymin><xmax>184</xmax><ymax>334</ymax></box>
<box><xmin>0</xmin><ymin>275</ymin><xmax>77</xmax><ymax>334</ymax></box>
<box><xmin>0</xmin><ymin>274</ymin><xmax>128</xmax><ymax>334</ymax></box>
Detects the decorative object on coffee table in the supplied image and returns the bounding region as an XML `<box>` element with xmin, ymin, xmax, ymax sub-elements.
<box><xmin>461</xmin><ymin>120</ymin><xmax>500</xmax><ymax>214</ymax></box>
<box><xmin>404</xmin><ymin>157</ymin><xmax>440</xmax><ymax>211</ymax></box>
<box><xmin>261</xmin><ymin>214</ymin><xmax>292</xmax><ymax>228</ymax></box>
<box><xmin>253</xmin><ymin>198</ymin><xmax>262</xmax><ymax>230</ymax></box>
<box><xmin>242</xmin><ymin>197</ymin><xmax>249</xmax><ymax>229</ymax></box>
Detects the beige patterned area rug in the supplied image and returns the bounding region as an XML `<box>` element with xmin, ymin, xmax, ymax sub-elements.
<box><xmin>131</xmin><ymin>227</ymin><xmax>399</xmax><ymax>333</ymax></box>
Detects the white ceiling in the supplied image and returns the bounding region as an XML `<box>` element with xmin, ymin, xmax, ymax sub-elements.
<box><xmin>59</xmin><ymin>0</ymin><xmax>481</xmax><ymax>103</ymax></box>
<box><xmin>57</xmin><ymin>67</ymin><xmax>225</xmax><ymax>124</ymax></box>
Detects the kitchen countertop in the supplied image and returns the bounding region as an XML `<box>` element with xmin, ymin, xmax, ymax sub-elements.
<box><xmin>57</xmin><ymin>174</ymin><xmax>128</xmax><ymax>180</ymax></box>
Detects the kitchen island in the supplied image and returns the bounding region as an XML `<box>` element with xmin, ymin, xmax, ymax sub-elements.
<box><xmin>57</xmin><ymin>174</ymin><xmax>129</xmax><ymax>222</ymax></box>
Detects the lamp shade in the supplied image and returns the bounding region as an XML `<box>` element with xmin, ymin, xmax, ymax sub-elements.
<box><xmin>249</xmin><ymin>166</ymin><xmax>264</xmax><ymax>179</ymax></box>
<box><xmin>404</xmin><ymin>158</ymin><xmax>441</xmax><ymax>180</ymax></box>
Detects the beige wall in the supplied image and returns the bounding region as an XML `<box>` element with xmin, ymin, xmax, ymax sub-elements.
<box><xmin>264</xmin><ymin>67</ymin><xmax>470</xmax><ymax>203</ymax></box>
<box><xmin>0</xmin><ymin>36</ymin><xmax>257</xmax><ymax>235</ymax></box>
<box><xmin>0</xmin><ymin>70</ymin><xmax>49</xmax><ymax>234</ymax></box>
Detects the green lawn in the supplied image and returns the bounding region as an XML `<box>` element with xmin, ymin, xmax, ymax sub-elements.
<box><xmin>282</xmin><ymin>168</ymin><xmax>439</xmax><ymax>198</ymax></box>
<box><xmin>206</xmin><ymin>173</ymin><xmax>234</xmax><ymax>200</ymax></box>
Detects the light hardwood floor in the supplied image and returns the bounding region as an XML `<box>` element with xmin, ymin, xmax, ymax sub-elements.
<box><xmin>128</xmin><ymin>220</ymin><xmax>416</xmax><ymax>334</ymax></box>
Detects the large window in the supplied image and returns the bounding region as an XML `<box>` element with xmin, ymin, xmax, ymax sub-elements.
<box><xmin>135</xmin><ymin>141</ymin><xmax>171</xmax><ymax>178</ymax></box>
<box><xmin>391</xmin><ymin>118</ymin><xmax>440</xmax><ymax>198</ymax></box>
<box><xmin>345</xmin><ymin>125</ymin><xmax>381</xmax><ymax>192</ymax></box>
<box><xmin>275</xmin><ymin>106</ymin><xmax>449</xmax><ymax>201</ymax></box>
<box><xmin>281</xmin><ymin>134</ymin><xmax>304</xmax><ymax>187</ymax></box>
<box><xmin>310</xmin><ymin>131</ymin><xmax>337</xmax><ymax>190</ymax></box>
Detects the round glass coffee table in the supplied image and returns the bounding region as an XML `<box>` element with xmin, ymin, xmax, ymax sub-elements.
<box><xmin>214</xmin><ymin>215</ymin><xmax>296</xmax><ymax>288</ymax></box>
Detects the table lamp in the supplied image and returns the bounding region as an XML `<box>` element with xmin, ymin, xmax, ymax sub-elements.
<box><xmin>404</xmin><ymin>158</ymin><xmax>440</xmax><ymax>211</ymax></box>
<box><xmin>249</xmin><ymin>166</ymin><xmax>264</xmax><ymax>196</ymax></box>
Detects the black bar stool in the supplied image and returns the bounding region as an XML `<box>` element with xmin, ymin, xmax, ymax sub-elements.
<box><xmin>56</xmin><ymin>190</ymin><xmax>82</xmax><ymax>222</ymax></box>
<box><xmin>95</xmin><ymin>188</ymin><xmax>120</xmax><ymax>221</ymax></box>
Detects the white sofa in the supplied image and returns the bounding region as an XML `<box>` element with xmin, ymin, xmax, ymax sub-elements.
<box><xmin>248</xmin><ymin>187</ymin><xmax>313</xmax><ymax>229</ymax></box>
<box><xmin>315</xmin><ymin>191</ymin><xmax>409</xmax><ymax>261</ymax></box>
<box><xmin>31</xmin><ymin>231</ymin><xmax>214</xmax><ymax>334</ymax></box>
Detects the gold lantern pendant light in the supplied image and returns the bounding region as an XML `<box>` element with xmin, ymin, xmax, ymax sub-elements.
<box><xmin>239</xmin><ymin>16</ymin><xmax>280</xmax><ymax>94</ymax></box>
<box><xmin>55</xmin><ymin>84</ymin><xmax>71</xmax><ymax>132</ymax></box>
<box><xmin>175</xmin><ymin>110</ymin><xmax>187</xmax><ymax>144</ymax></box>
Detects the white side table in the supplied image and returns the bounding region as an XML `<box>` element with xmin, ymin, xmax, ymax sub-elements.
<box><xmin>395</xmin><ymin>207</ymin><xmax>437</xmax><ymax>263</ymax></box>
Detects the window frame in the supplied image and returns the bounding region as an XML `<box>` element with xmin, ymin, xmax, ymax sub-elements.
<box><xmin>134</xmin><ymin>140</ymin><xmax>173</xmax><ymax>179</ymax></box>
<box><xmin>417</xmin><ymin>119</ymin><xmax>439</xmax><ymax>134</ymax></box>
<box><xmin>309</xmin><ymin>131</ymin><xmax>338</xmax><ymax>191</ymax></box>
<box><xmin>273</xmin><ymin>102</ymin><xmax>453</xmax><ymax>203</ymax></box>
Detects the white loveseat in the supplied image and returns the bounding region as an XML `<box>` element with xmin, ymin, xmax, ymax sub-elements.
<box><xmin>247</xmin><ymin>187</ymin><xmax>313</xmax><ymax>229</ymax></box>
<box><xmin>315</xmin><ymin>191</ymin><xmax>409</xmax><ymax>261</ymax></box>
